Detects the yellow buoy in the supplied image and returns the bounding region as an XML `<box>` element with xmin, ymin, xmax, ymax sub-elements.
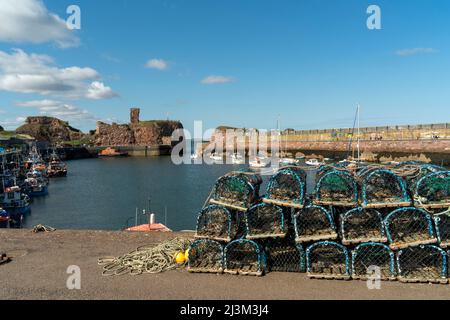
<box><xmin>175</xmin><ymin>252</ymin><xmax>186</xmax><ymax>264</ymax></box>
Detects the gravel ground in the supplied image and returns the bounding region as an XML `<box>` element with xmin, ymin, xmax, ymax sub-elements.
<box><xmin>1</xmin><ymin>229</ymin><xmax>449</xmax><ymax>300</ymax></box>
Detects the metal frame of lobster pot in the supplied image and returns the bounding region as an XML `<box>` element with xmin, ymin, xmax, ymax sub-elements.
<box><xmin>314</xmin><ymin>169</ymin><xmax>358</xmax><ymax>207</ymax></box>
<box><xmin>397</xmin><ymin>245</ymin><xmax>448</xmax><ymax>284</ymax></box>
<box><xmin>263</xmin><ymin>166</ymin><xmax>306</xmax><ymax>209</ymax></box>
<box><xmin>264</xmin><ymin>239</ymin><xmax>306</xmax><ymax>273</ymax></box>
<box><xmin>306</xmin><ymin>241</ymin><xmax>351</xmax><ymax>280</ymax></box>
<box><xmin>195</xmin><ymin>205</ymin><xmax>240</xmax><ymax>242</ymax></box>
<box><xmin>360</xmin><ymin>168</ymin><xmax>411</xmax><ymax>208</ymax></box>
<box><xmin>293</xmin><ymin>205</ymin><xmax>338</xmax><ymax>243</ymax></box>
<box><xmin>188</xmin><ymin>239</ymin><xmax>224</xmax><ymax>274</ymax></box>
<box><xmin>415</xmin><ymin>171</ymin><xmax>450</xmax><ymax>210</ymax></box>
<box><xmin>384</xmin><ymin>207</ymin><xmax>437</xmax><ymax>250</ymax></box>
<box><xmin>209</xmin><ymin>171</ymin><xmax>262</xmax><ymax>212</ymax></box>
<box><xmin>224</xmin><ymin>239</ymin><xmax>265</xmax><ymax>276</ymax></box>
<box><xmin>341</xmin><ymin>207</ymin><xmax>387</xmax><ymax>245</ymax></box>
<box><xmin>351</xmin><ymin>242</ymin><xmax>396</xmax><ymax>281</ymax></box>
<box><xmin>434</xmin><ymin>214</ymin><xmax>450</xmax><ymax>249</ymax></box>
<box><xmin>245</xmin><ymin>203</ymin><xmax>287</xmax><ymax>240</ymax></box>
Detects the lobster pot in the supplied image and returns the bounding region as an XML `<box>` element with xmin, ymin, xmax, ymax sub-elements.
<box><xmin>265</xmin><ymin>240</ymin><xmax>305</xmax><ymax>273</ymax></box>
<box><xmin>415</xmin><ymin>171</ymin><xmax>450</xmax><ymax>210</ymax></box>
<box><xmin>293</xmin><ymin>205</ymin><xmax>337</xmax><ymax>243</ymax></box>
<box><xmin>314</xmin><ymin>170</ymin><xmax>358</xmax><ymax>207</ymax></box>
<box><xmin>245</xmin><ymin>203</ymin><xmax>286</xmax><ymax>240</ymax></box>
<box><xmin>397</xmin><ymin>245</ymin><xmax>448</xmax><ymax>284</ymax></box>
<box><xmin>195</xmin><ymin>205</ymin><xmax>238</xmax><ymax>242</ymax></box>
<box><xmin>361</xmin><ymin>169</ymin><xmax>410</xmax><ymax>208</ymax></box>
<box><xmin>224</xmin><ymin>239</ymin><xmax>265</xmax><ymax>276</ymax></box>
<box><xmin>306</xmin><ymin>241</ymin><xmax>350</xmax><ymax>280</ymax></box>
<box><xmin>397</xmin><ymin>163</ymin><xmax>446</xmax><ymax>192</ymax></box>
<box><xmin>210</xmin><ymin>172</ymin><xmax>262</xmax><ymax>211</ymax></box>
<box><xmin>351</xmin><ymin>243</ymin><xmax>396</xmax><ymax>280</ymax></box>
<box><xmin>264</xmin><ymin>167</ymin><xmax>306</xmax><ymax>208</ymax></box>
<box><xmin>434</xmin><ymin>215</ymin><xmax>450</xmax><ymax>249</ymax></box>
<box><xmin>341</xmin><ymin>208</ymin><xmax>387</xmax><ymax>245</ymax></box>
<box><xmin>188</xmin><ymin>239</ymin><xmax>224</xmax><ymax>274</ymax></box>
<box><xmin>384</xmin><ymin>207</ymin><xmax>437</xmax><ymax>250</ymax></box>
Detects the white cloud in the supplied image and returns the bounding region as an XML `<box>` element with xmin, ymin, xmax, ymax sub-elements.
<box><xmin>0</xmin><ymin>117</ymin><xmax>27</xmax><ymax>130</ymax></box>
<box><xmin>0</xmin><ymin>0</ymin><xmax>79</xmax><ymax>48</ymax></box>
<box><xmin>86</xmin><ymin>81</ymin><xmax>118</xmax><ymax>100</ymax></box>
<box><xmin>145</xmin><ymin>58</ymin><xmax>169</xmax><ymax>70</ymax></box>
<box><xmin>16</xmin><ymin>99</ymin><xmax>97</xmax><ymax>123</ymax></box>
<box><xmin>201</xmin><ymin>75</ymin><xmax>235</xmax><ymax>85</ymax></box>
<box><xmin>395</xmin><ymin>48</ymin><xmax>438</xmax><ymax>56</ymax></box>
<box><xmin>0</xmin><ymin>49</ymin><xmax>118</xmax><ymax>99</ymax></box>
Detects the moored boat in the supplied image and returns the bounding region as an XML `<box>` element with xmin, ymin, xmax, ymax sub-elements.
<box><xmin>98</xmin><ymin>147</ymin><xmax>128</xmax><ymax>157</ymax></box>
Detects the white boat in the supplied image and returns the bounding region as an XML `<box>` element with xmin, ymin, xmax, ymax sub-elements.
<box><xmin>231</xmin><ymin>153</ymin><xmax>245</xmax><ymax>165</ymax></box>
<box><xmin>279</xmin><ymin>158</ymin><xmax>299</xmax><ymax>166</ymax></box>
<box><xmin>305</xmin><ymin>159</ymin><xmax>324</xmax><ymax>167</ymax></box>
<box><xmin>209</xmin><ymin>153</ymin><xmax>223</xmax><ymax>162</ymax></box>
<box><xmin>249</xmin><ymin>157</ymin><xmax>270</xmax><ymax>168</ymax></box>
<box><xmin>190</xmin><ymin>153</ymin><xmax>199</xmax><ymax>160</ymax></box>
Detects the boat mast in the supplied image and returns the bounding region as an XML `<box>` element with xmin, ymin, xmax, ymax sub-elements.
<box><xmin>357</xmin><ymin>104</ymin><xmax>361</xmax><ymax>162</ymax></box>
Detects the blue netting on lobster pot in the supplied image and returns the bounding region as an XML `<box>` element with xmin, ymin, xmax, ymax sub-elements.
<box><xmin>415</xmin><ymin>171</ymin><xmax>450</xmax><ymax>210</ymax></box>
<box><xmin>263</xmin><ymin>166</ymin><xmax>306</xmax><ymax>209</ymax></box>
<box><xmin>188</xmin><ymin>239</ymin><xmax>224</xmax><ymax>274</ymax></box>
<box><xmin>210</xmin><ymin>171</ymin><xmax>262</xmax><ymax>212</ymax></box>
<box><xmin>245</xmin><ymin>203</ymin><xmax>286</xmax><ymax>240</ymax></box>
<box><xmin>314</xmin><ymin>170</ymin><xmax>358</xmax><ymax>207</ymax></box>
<box><xmin>341</xmin><ymin>207</ymin><xmax>387</xmax><ymax>245</ymax></box>
<box><xmin>384</xmin><ymin>207</ymin><xmax>437</xmax><ymax>250</ymax></box>
<box><xmin>265</xmin><ymin>239</ymin><xmax>305</xmax><ymax>273</ymax></box>
<box><xmin>293</xmin><ymin>205</ymin><xmax>337</xmax><ymax>243</ymax></box>
<box><xmin>397</xmin><ymin>245</ymin><xmax>448</xmax><ymax>284</ymax></box>
<box><xmin>224</xmin><ymin>239</ymin><xmax>265</xmax><ymax>276</ymax></box>
<box><xmin>361</xmin><ymin>169</ymin><xmax>411</xmax><ymax>208</ymax></box>
<box><xmin>351</xmin><ymin>243</ymin><xmax>396</xmax><ymax>281</ymax></box>
<box><xmin>195</xmin><ymin>205</ymin><xmax>239</xmax><ymax>242</ymax></box>
<box><xmin>434</xmin><ymin>214</ymin><xmax>450</xmax><ymax>249</ymax></box>
<box><xmin>306</xmin><ymin>241</ymin><xmax>350</xmax><ymax>280</ymax></box>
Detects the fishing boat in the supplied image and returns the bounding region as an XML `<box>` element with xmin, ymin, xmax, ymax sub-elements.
<box><xmin>23</xmin><ymin>171</ymin><xmax>48</xmax><ymax>197</ymax></box>
<box><xmin>0</xmin><ymin>208</ymin><xmax>9</xmax><ymax>228</ymax></box>
<box><xmin>0</xmin><ymin>186</ymin><xmax>31</xmax><ymax>228</ymax></box>
<box><xmin>47</xmin><ymin>151</ymin><xmax>68</xmax><ymax>177</ymax></box>
<box><xmin>98</xmin><ymin>147</ymin><xmax>128</xmax><ymax>157</ymax></box>
<box><xmin>48</xmin><ymin>161</ymin><xmax>67</xmax><ymax>177</ymax></box>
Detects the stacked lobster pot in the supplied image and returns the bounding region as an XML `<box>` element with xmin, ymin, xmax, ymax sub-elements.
<box><xmin>189</xmin><ymin>170</ymin><xmax>267</xmax><ymax>276</ymax></box>
<box><xmin>304</xmin><ymin>161</ymin><xmax>450</xmax><ymax>284</ymax></box>
<box><xmin>189</xmin><ymin>161</ymin><xmax>450</xmax><ymax>284</ymax></box>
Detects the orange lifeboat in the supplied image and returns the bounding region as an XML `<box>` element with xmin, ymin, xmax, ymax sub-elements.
<box><xmin>98</xmin><ymin>147</ymin><xmax>128</xmax><ymax>157</ymax></box>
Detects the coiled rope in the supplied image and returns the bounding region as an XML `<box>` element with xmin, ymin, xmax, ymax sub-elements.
<box><xmin>32</xmin><ymin>224</ymin><xmax>56</xmax><ymax>233</ymax></box>
<box><xmin>98</xmin><ymin>237</ymin><xmax>191</xmax><ymax>276</ymax></box>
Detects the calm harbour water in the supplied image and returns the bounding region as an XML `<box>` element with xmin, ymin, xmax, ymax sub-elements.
<box><xmin>22</xmin><ymin>157</ymin><xmax>248</xmax><ymax>231</ymax></box>
<box><xmin>23</xmin><ymin>157</ymin><xmax>317</xmax><ymax>231</ymax></box>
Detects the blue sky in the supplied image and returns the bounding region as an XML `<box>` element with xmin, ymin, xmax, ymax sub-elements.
<box><xmin>0</xmin><ymin>0</ymin><xmax>449</xmax><ymax>133</ymax></box>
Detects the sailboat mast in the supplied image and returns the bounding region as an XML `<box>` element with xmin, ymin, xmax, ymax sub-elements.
<box><xmin>357</xmin><ymin>104</ymin><xmax>361</xmax><ymax>162</ymax></box>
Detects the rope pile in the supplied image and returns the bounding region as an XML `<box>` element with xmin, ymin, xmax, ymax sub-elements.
<box><xmin>32</xmin><ymin>224</ymin><xmax>56</xmax><ymax>233</ymax></box>
<box><xmin>98</xmin><ymin>237</ymin><xmax>191</xmax><ymax>276</ymax></box>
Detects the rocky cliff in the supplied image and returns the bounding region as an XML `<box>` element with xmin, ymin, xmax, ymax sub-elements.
<box><xmin>15</xmin><ymin>117</ymin><xmax>85</xmax><ymax>143</ymax></box>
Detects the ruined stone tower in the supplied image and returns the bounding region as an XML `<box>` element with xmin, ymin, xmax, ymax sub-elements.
<box><xmin>130</xmin><ymin>108</ymin><xmax>140</xmax><ymax>124</ymax></box>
